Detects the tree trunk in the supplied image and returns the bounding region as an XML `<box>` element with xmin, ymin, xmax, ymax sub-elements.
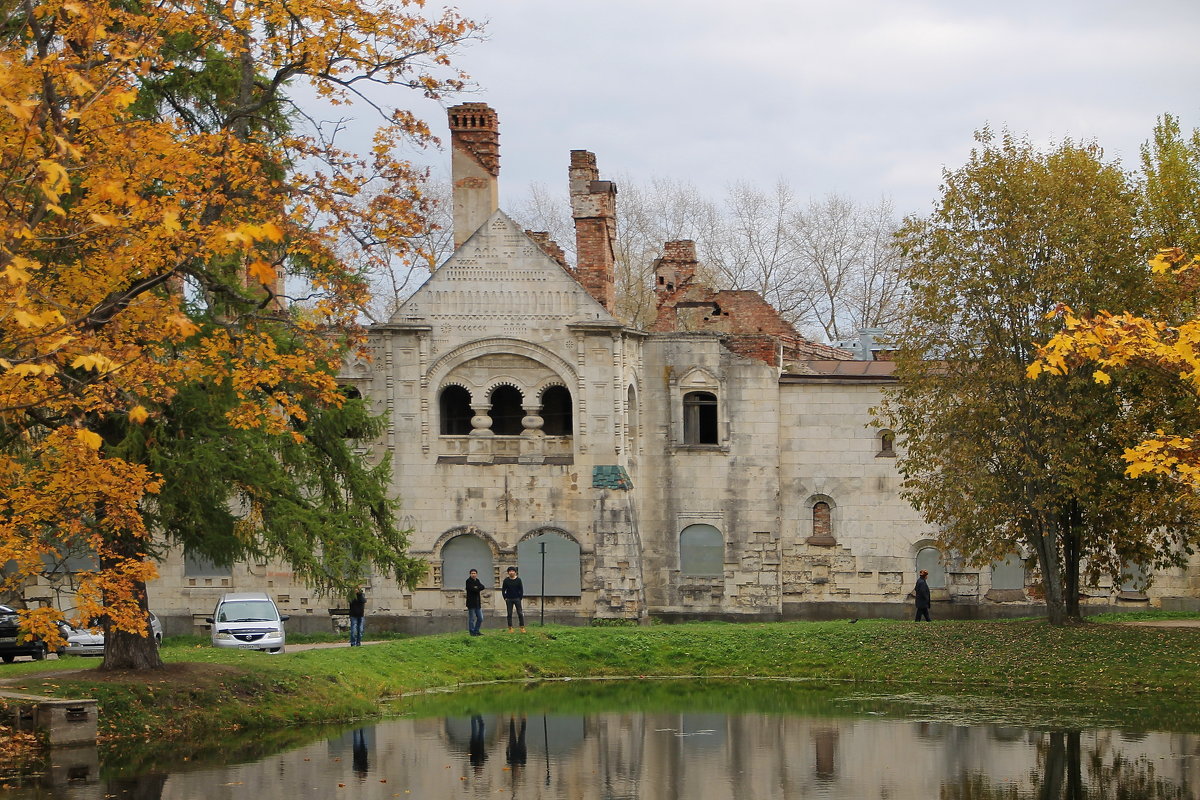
<box><xmin>98</xmin><ymin>533</ymin><xmax>163</xmax><ymax>671</ymax></box>
<box><xmin>1063</xmin><ymin>502</ymin><xmax>1083</xmax><ymax>622</ymax></box>
<box><xmin>1029</xmin><ymin>519</ymin><xmax>1068</xmax><ymax>626</ymax></box>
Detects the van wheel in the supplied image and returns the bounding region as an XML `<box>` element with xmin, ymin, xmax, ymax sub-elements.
<box><xmin>1</xmin><ymin>655</ymin><xmax>14</xmax><ymax>663</ymax></box>
<box><xmin>32</xmin><ymin>647</ymin><xmax>45</xmax><ymax>661</ymax></box>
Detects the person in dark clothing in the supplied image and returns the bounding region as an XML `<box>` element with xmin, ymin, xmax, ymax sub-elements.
<box><xmin>465</xmin><ymin>569</ymin><xmax>486</xmax><ymax>635</ymax></box>
<box><xmin>469</xmin><ymin>714</ymin><xmax>487</xmax><ymax>767</ymax></box>
<box><xmin>348</xmin><ymin>587</ymin><xmax>366</xmax><ymax>646</ymax></box>
<box><xmin>505</xmin><ymin>715</ymin><xmax>527</xmax><ymax>769</ymax></box>
<box><xmin>914</xmin><ymin>568</ymin><xmax>932</xmax><ymax>621</ymax></box>
<box><xmin>501</xmin><ymin>566</ymin><xmax>525</xmax><ymax>633</ymax></box>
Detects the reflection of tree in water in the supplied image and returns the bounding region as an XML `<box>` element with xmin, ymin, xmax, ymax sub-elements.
<box><xmin>103</xmin><ymin>773</ymin><xmax>168</xmax><ymax>800</ymax></box>
<box><xmin>939</xmin><ymin>773</ymin><xmax>1019</xmax><ymax>799</ymax></box>
<box><xmin>943</xmin><ymin>731</ymin><xmax>1189</xmax><ymax>799</ymax></box>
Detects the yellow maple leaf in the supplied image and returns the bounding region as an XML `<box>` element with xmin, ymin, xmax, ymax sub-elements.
<box><xmin>76</xmin><ymin>430</ymin><xmax>102</xmax><ymax>450</ymax></box>
<box><xmin>128</xmin><ymin>406</ymin><xmax>149</xmax><ymax>424</ymax></box>
<box><xmin>1093</xmin><ymin>369</ymin><xmax>1111</xmax><ymax>385</ymax></box>
<box><xmin>247</xmin><ymin>260</ymin><xmax>277</xmax><ymax>285</ymax></box>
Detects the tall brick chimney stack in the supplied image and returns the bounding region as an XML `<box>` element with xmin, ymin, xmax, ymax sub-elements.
<box><xmin>448</xmin><ymin>103</ymin><xmax>500</xmax><ymax>249</ymax></box>
<box><xmin>569</xmin><ymin>150</ymin><xmax>617</xmax><ymax>312</ymax></box>
<box><xmin>654</xmin><ymin>240</ymin><xmax>698</xmax><ymax>296</ymax></box>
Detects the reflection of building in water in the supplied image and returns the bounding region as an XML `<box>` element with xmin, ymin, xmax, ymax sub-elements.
<box><xmin>146</xmin><ymin>714</ymin><xmax>1199</xmax><ymax>799</ymax></box>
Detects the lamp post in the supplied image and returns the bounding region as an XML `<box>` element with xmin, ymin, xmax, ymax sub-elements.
<box><xmin>539</xmin><ymin>540</ymin><xmax>546</xmax><ymax>626</ymax></box>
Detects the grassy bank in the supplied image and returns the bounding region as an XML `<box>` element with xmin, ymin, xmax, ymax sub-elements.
<box><xmin>5</xmin><ymin>617</ymin><xmax>1200</xmax><ymax>742</ymax></box>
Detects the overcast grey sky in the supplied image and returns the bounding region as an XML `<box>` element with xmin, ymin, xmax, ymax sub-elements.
<box><xmin>371</xmin><ymin>0</ymin><xmax>1200</xmax><ymax>217</ymax></box>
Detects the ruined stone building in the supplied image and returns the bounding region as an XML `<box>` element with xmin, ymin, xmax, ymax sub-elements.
<box><xmin>140</xmin><ymin>103</ymin><xmax>1197</xmax><ymax>632</ymax></box>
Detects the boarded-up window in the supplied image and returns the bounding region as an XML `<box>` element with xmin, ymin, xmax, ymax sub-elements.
<box><xmin>680</xmin><ymin>524</ymin><xmax>724</xmax><ymax>577</ymax></box>
<box><xmin>1120</xmin><ymin>561</ymin><xmax>1148</xmax><ymax>593</ymax></box>
<box><xmin>517</xmin><ymin>531</ymin><xmax>582</xmax><ymax>596</ymax></box>
<box><xmin>812</xmin><ymin>502</ymin><xmax>832</xmax><ymax>539</ymax></box>
<box><xmin>683</xmin><ymin>391</ymin><xmax>718</xmax><ymax>444</ymax></box>
<box><xmin>442</xmin><ymin>534</ymin><xmax>493</xmax><ymax>590</ymax></box>
<box><xmin>439</xmin><ymin>385</ymin><xmax>473</xmax><ymax>435</ymax></box>
<box><xmin>916</xmin><ymin>547</ymin><xmax>946</xmax><ymax>589</ymax></box>
<box><xmin>990</xmin><ymin>554</ymin><xmax>1025</xmax><ymax>590</ymax></box>
<box><xmin>184</xmin><ymin>551</ymin><xmax>231</xmax><ymax>578</ymax></box>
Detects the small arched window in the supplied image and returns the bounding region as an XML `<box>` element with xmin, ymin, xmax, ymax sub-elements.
<box><xmin>540</xmin><ymin>385</ymin><xmax>573</xmax><ymax>437</ymax></box>
<box><xmin>878</xmin><ymin>430</ymin><xmax>896</xmax><ymax>457</ymax></box>
<box><xmin>813</xmin><ymin>502</ymin><xmax>831</xmax><ymax>536</ymax></box>
<box><xmin>680</xmin><ymin>524</ymin><xmax>723</xmax><ymax>577</ymax></box>
<box><xmin>806</xmin><ymin>497</ymin><xmax>836</xmax><ymax>546</ymax></box>
<box><xmin>683</xmin><ymin>391</ymin><xmax>718</xmax><ymax>445</ymax></box>
<box><xmin>489</xmin><ymin>385</ymin><xmax>524</xmax><ymax>436</ymax></box>
<box><xmin>439</xmin><ymin>385</ymin><xmax>473</xmax><ymax>435</ymax></box>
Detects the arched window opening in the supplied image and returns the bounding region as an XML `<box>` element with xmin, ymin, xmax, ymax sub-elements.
<box><xmin>517</xmin><ymin>530</ymin><xmax>582</xmax><ymax>596</ymax></box>
<box><xmin>625</xmin><ymin>385</ymin><xmax>638</xmax><ymax>452</ymax></box>
<box><xmin>489</xmin><ymin>385</ymin><xmax>524</xmax><ymax>436</ymax></box>
<box><xmin>442</xmin><ymin>534</ymin><xmax>493</xmax><ymax>590</ymax></box>
<box><xmin>813</xmin><ymin>502</ymin><xmax>832</xmax><ymax>537</ymax></box>
<box><xmin>683</xmin><ymin>391</ymin><xmax>718</xmax><ymax>445</ymax></box>
<box><xmin>680</xmin><ymin>524</ymin><xmax>724</xmax><ymax>577</ymax></box>
<box><xmin>879</xmin><ymin>430</ymin><xmax>896</xmax><ymax>457</ymax></box>
<box><xmin>916</xmin><ymin>547</ymin><xmax>947</xmax><ymax>590</ymax></box>
<box><xmin>540</xmin><ymin>386</ymin><xmax>573</xmax><ymax>437</ymax></box>
<box><xmin>439</xmin><ymin>385</ymin><xmax>473</xmax><ymax>435</ymax></box>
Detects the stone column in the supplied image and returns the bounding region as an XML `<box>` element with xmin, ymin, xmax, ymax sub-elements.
<box><xmin>518</xmin><ymin>404</ymin><xmax>545</xmax><ymax>464</ymax></box>
<box><xmin>467</xmin><ymin>404</ymin><xmax>494</xmax><ymax>464</ymax></box>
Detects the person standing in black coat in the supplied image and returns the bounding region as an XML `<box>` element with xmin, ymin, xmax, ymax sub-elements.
<box><xmin>501</xmin><ymin>567</ymin><xmax>525</xmax><ymax>633</ymax></box>
<box><xmin>465</xmin><ymin>569</ymin><xmax>486</xmax><ymax>636</ymax></box>
<box><xmin>348</xmin><ymin>587</ymin><xmax>366</xmax><ymax>646</ymax></box>
<box><xmin>914</xmin><ymin>569</ymin><xmax>932</xmax><ymax>621</ymax></box>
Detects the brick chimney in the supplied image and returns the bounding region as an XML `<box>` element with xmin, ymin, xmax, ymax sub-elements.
<box><xmin>448</xmin><ymin>103</ymin><xmax>500</xmax><ymax>248</ymax></box>
<box><xmin>654</xmin><ymin>240</ymin><xmax>698</xmax><ymax>296</ymax></box>
<box><xmin>569</xmin><ymin>150</ymin><xmax>617</xmax><ymax>312</ymax></box>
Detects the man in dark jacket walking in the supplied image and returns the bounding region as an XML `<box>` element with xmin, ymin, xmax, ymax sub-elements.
<box><xmin>465</xmin><ymin>568</ymin><xmax>486</xmax><ymax>635</ymax></box>
<box><xmin>914</xmin><ymin>569</ymin><xmax>932</xmax><ymax>621</ymax></box>
<box><xmin>501</xmin><ymin>567</ymin><xmax>525</xmax><ymax>633</ymax></box>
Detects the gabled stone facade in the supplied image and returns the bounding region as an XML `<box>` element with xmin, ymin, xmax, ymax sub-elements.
<box><xmin>131</xmin><ymin>104</ymin><xmax>1200</xmax><ymax>633</ymax></box>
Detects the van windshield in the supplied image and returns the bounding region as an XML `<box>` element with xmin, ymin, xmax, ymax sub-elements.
<box><xmin>217</xmin><ymin>600</ymin><xmax>278</xmax><ymax>623</ymax></box>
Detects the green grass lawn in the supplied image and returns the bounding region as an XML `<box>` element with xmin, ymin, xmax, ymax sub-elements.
<box><xmin>3</xmin><ymin>616</ymin><xmax>1198</xmax><ymax>741</ymax></box>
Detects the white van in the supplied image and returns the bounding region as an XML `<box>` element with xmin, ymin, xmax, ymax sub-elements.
<box><xmin>207</xmin><ymin>592</ymin><xmax>287</xmax><ymax>653</ymax></box>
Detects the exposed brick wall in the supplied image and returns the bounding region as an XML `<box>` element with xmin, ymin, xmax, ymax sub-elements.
<box><xmin>570</xmin><ymin>150</ymin><xmax>616</xmax><ymax>312</ymax></box>
<box><xmin>447</xmin><ymin>103</ymin><xmax>500</xmax><ymax>176</ymax></box>
<box><xmin>650</xmin><ymin>240</ymin><xmax>854</xmax><ymax>366</ymax></box>
<box><xmin>723</xmin><ymin>335</ymin><xmax>782</xmax><ymax>367</ymax></box>
<box><xmin>525</xmin><ymin>230</ymin><xmax>571</xmax><ymax>272</ymax></box>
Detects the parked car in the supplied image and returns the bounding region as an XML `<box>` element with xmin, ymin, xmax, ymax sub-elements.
<box><xmin>207</xmin><ymin>592</ymin><xmax>287</xmax><ymax>653</ymax></box>
<box><xmin>0</xmin><ymin>605</ymin><xmax>47</xmax><ymax>663</ymax></box>
<box><xmin>60</xmin><ymin>612</ymin><xmax>163</xmax><ymax>657</ymax></box>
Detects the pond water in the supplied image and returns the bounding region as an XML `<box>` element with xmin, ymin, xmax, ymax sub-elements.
<box><xmin>11</xmin><ymin>680</ymin><xmax>1199</xmax><ymax>799</ymax></box>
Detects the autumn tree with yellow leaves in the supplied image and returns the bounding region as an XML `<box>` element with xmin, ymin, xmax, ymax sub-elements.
<box><xmin>0</xmin><ymin>0</ymin><xmax>478</xmax><ymax>668</ymax></box>
<box><xmin>882</xmin><ymin>128</ymin><xmax>1200</xmax><ymax>626</ymax></box>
